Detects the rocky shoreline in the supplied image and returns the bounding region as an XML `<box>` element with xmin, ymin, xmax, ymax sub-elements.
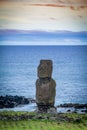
<box><xmin>57</xmin><ymin>103</ymin><xmax>87</xmax><ymax>113</ymax></box>
<box><xmin>57</xmin><ymin>103</ymin><xmax>87</xmax><ymax>109</ymax></box>
<box><xmin>0</xmin><ymin>95</ymin><xmax>87</xmax><ymax>113</ymax></box>
<box><xmin>0</xmin><ymin>95</ymin><xmax>35</xmax><ymax>108</ymax></box>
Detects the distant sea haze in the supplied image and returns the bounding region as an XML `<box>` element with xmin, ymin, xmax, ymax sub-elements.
<box><xmin>0</xmin><ymin>30</ymin><xmax>87</xmax><ymax>45</ymax></box>
<box><xmin>0</xmin><ymin>46</ymin><xmax>87</xmax><ymax>107</ymax></box>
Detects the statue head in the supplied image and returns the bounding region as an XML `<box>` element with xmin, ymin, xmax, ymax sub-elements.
<box><xmin>38</xmin><ymin>60</ymin><xmax>53</xmax><ymax>78</ymax></box>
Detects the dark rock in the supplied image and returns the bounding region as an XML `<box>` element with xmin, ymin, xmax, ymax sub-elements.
<box><xmin>57</xmin><ymin>103</ymin><xmax>87</xmax><ymax>109</ymax></box>
<box><xmin>74</xmin><ymin>104</ymin><xmax>87</xmax><ymax>109</ymax></box>
<box><xmin>9</xmin><ymin>102</ymin><xmax>17</xmax><ymax>108</ymax></box>
<box><xmin>81</xmin><ymin>109</ymin><xmax>87</xmax><ymax>113</ymax></box>
<box><xmin>67</xmin><ymin>109</ymin><xmax>71</xmax><ymax>112</ymax></box>
<box><xmin>23</xmin><ymin>98</ymin><xmax>29</xmax><ymax>104</ymax></box>
<box><xmin>0</xmin><ymin>95</ymin><xmax>35</xmax><ymax>108</ymax></box>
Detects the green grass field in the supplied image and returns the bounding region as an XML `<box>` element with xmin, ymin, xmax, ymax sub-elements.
<box><xmin>0</xmin><ymin>120</ymin><xmax>87</xmax><ymax>130</ymax></box>
<box><xmin>0</xmin><ymin>111</ymin><xmax>87</xmax><ymax>130</ymax></box>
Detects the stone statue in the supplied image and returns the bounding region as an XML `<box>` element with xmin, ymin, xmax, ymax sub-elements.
<box><xmin>36</xmin><ymin>60</ymin><xmax>56</xmax><ymax>112</ymax></box>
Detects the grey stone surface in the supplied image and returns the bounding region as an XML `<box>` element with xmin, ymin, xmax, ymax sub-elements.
<box><xmin>38</xmin><ymin>60</ymin><xmax>52</xmax><ymax>78</ymax></box>
<box><xmin>36</xmin><ymin>60</ymin><xmax>56</xmax><ymax>112</ymax></box>
<box><xmin>36</xmin><ymin>78</ymin><xmax>56</xmax><ymax>106</ymax></box>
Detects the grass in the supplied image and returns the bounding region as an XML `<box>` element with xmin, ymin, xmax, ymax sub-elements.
<box><xmin>0</xmin><ymin>111</ymin><xmax>36</xmax><ymax>116</ymax></box>
<box><xmin>0</xmin><ymin>120</ymin><xmax>87</xmax><ymax>130</ymax></box>
<box><xmin>0</xmin><ymin>111</ymin><xmax>87</xmax><ymax>130</ymax></box>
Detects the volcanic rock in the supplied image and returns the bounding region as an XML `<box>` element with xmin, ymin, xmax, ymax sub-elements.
<box><xmin>36</xmin><ymin>60</ymin><xmax>56</xmax><ymax>112</ymax></box>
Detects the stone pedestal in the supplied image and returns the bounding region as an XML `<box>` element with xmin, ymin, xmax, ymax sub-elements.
<box><xmin>36</xmin><ymin>60</ymin><xmax>56</xmax><ymax>112</ymax></box>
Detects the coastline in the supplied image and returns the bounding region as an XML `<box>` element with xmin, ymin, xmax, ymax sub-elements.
<box><xmin>0</xmin><ymin>95</ymin><xmax>87</xmax><ymax>114</ymax></box>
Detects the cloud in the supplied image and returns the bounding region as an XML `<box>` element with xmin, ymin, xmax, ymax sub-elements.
<box><xmin>0</xmin><ymin>0</ymin><xmax>87</xmax><ymax>31</ymax></box>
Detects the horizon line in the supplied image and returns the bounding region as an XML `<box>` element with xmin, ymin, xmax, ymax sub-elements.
<box><xmin>0</xmin><ymin>29</ymin><xmax>87</xmax><ymax>33</ymax></box>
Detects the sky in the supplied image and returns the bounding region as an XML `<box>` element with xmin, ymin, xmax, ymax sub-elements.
<box><xmin>0</xmin><ymin>0</ymin><xmax>87</xmax><ymax>45</ymax></box>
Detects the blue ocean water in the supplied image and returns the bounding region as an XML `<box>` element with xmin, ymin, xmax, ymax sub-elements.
<box><xmin>0</xmin><ymin>46</ymin><xmax>87</xmax><ymax>110</ymax></box>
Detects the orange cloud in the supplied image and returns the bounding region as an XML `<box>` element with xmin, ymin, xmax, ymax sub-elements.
<box><xmin>70</xmin><ymin>5</ymin><xmax>86</xmax><ymax>10</ymax></box>
<box><xmin>24</xmin><ymin>3</ymin><xmax>87</xmax><ymax>11</ymax></box>
<box><xmin>29</xmin><ymin>4</ymin><xmax>65</xmax><ymax>7</ymax></box>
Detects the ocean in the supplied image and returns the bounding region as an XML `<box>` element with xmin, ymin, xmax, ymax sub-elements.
<box><xmin>0</xmin><ymin>46</ymin><xmax>87</xmax><ymax>111</ymax></box>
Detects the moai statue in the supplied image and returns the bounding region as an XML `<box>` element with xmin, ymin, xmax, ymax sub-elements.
<box><xmin>36</xmin><ymin>60</ymin><xmax>56</xmax><ymax>112</ymax></box>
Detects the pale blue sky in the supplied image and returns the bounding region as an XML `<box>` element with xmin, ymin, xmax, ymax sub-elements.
<box><xmin>0</xmin><ymin>0</ymin><xmax>87</xmax><ymax>45</ymax></box>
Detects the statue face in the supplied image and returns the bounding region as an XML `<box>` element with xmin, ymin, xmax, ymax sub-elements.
<box><xmin>38</xmin><ymin>60</ymin><xmax>53</xmax><ymax>78</ymax></box>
